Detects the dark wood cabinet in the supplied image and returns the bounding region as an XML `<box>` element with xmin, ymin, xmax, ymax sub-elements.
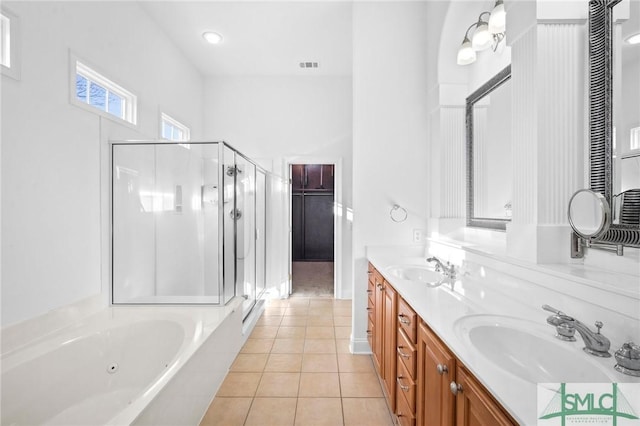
<box><xmin>454</xmin><ymin>366</ymin><xmax>516</xmax><ymax>426</ymax></box>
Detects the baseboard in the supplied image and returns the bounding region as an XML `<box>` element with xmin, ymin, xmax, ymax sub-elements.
<box><xmin>350</xmin><ymin>337</ymin><xmax>372</xmax><ymax>354</ymax></box>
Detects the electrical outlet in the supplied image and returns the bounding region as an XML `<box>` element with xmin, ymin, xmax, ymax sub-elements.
<box><xmin>413</xmin><ymin>229</ymin><xmax>425</xmax><ymax>243</ymax></box>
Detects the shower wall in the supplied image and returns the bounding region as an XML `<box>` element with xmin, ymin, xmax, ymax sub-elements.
<box><xmin>112</xmin><ymin>141</ymin><xmax>272</xmax><ymax>317</ymax></box>
<box><xmin>113</xmin><ymin>143</ymin><xmax>220</xmax><ymax>304</ymax></box>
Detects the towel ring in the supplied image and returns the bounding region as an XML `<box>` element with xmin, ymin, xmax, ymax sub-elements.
<box><xmin>390</xmin><ymin>204</ymin><xmax>408</xmax><ymax>223</ymax></box>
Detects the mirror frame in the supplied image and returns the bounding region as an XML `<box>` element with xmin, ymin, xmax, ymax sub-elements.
<box><xmin>466</xmin><ymin>65</ymin><xmax>512</xmax><ymax>231</ymax></box>
<box><xmin>589</xmin><ymin>0</ymin><xmax>640</xmax><ymax>248</ymax></box>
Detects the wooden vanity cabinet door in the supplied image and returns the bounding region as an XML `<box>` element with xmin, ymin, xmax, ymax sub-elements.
<box><xmin>371</xmin><ymin>266</ymin><xmax>384</xmax><ymax>376</ymax></box>
<box><xmin>417</xmin><ymin>321</ymin><xmax>456</xmax><ymax>426</ymax></box>
<box><xmin>383</xmin><ymin>281</ymin><xmax>398</xmax><ymax>411</ymax></box>
<box><xmin>454</xmin><ymin>366</ymin><xmax>517</xmax><ymax>426</ymax></box>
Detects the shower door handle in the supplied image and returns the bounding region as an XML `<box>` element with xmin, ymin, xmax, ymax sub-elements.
<box><xmin>230</xmin><ymin>209</ymin><xmax>242</xmax><ymax>220</ymax></box>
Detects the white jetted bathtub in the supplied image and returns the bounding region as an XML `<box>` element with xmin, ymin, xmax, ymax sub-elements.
<box><xmin>1</xmin><ymin>298</ymin><xmax>245</xmax><ymax>426</ymax></box>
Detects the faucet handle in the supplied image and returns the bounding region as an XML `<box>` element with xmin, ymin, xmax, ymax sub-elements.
<box><xmin>594</xmin><ymin>321</ymin><xmax>603</xmax><ymax>334</ymax></box>
<box><xmin>542</xmin><ymin>304</ymin><xmax>566</xmax><ymax>316</ymax></box>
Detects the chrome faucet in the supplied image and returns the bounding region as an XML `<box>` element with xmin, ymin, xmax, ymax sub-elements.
<box><xmin>426</xmin><ymin>257</ymin><xmax>456</xmax><ymax>279</ymax></box>
<box><xmin>542</xmin><ymin>305</ymin><xmax>611</xmax><ymax>358</ymax></box>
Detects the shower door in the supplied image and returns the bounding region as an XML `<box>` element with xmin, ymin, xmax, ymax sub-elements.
<box><xmin>235</xmin><ymin>156</ymin><xmax>257</xmax><ymax>318</ymax></box>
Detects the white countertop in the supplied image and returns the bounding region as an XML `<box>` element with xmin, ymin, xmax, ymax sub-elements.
<box><xmin>366</xmin><ymin>250</ymin><xmax>640</xmax><ymax>426</ymax></box>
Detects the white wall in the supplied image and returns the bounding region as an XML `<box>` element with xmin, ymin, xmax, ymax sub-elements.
<box><xmin>203</xmin><ymin>75</ymin><xmax>353</xmax><ymax>298</ymax></box>
<box><xmin>351</xmin><ymin>2</ymin><xmax>430</xmax><ymax>352</ymax></box>
<box><xmin>1</xmin><ymin>1</ymin><xmax>204</xmax><ymax>326</ymax></box>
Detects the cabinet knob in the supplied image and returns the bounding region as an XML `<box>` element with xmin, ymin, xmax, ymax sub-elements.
<box><xmin>366</xmin><ymin>289</ymin><xmax>373</xmax><ymax>294</ymax></box>
<box><xmin>436</xmin><ymin>364</ymin><xmax>448</xmax><ymax>375</ymax></box>
<box><xmin>367</xmin><ymin>271</ymin><xmax>373</xmax><ymax>275</ymax></box>
<box><xmin>377</xmin><ymin>282</ymin><xmax>383</xmax><ymax>290</ymax></box>
<box><xmin>450</xmin><ymin>381</ymin><xmax>463</xmax><ymax>395</ymax></box>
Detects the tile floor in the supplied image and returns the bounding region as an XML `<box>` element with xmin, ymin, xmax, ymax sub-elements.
<box><xmin>200</xmin><ymin>297</ymin><xmax>395</xmax><ymax>426</ymax></box>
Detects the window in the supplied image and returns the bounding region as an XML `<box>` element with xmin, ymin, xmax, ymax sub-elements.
<box><xmin>161</xmin><ymin>113</ymin><xmax>190</xmax><ymax>149</ymax></box>
<box><xmin>1</xmin><ymin>8</ymin><xmax>20</xmax><ymax>79</ymax></box>
<box><xmin>73</xmin><ymin>60</ymin><xmax>137</xmax><ymax>124</ymax></box>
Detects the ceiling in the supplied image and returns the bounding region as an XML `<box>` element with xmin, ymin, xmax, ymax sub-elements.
<box><xmin>138</xmin><ymin>1</ymin><xmax>354</xmax><ymax>77</ymax></box>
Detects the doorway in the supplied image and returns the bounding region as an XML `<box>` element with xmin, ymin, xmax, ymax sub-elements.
<box><xmin>290</xmin><ymin>164</ymin><xmax>335</xmax><ymax>297</ymax></box>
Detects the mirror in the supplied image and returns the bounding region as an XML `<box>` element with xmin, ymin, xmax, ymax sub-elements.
<box><xmin>466</xmin><ymin>65</ymin><xmax>512</xmax><ymax>230</ymax></box>
<box><xmin>568</xmin><ymin>189</ymin><xmax>611</xmax><ymax>239</ymax></box>
<box><xmin>586</xmin><ymin>0</ymin><xmax>640</xmax><ymax>249</ymax></box>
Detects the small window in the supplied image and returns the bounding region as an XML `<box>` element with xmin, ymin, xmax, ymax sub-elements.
<box><xmin>73</xmin><ymin>60</ymin><xmax>137</xmax><ymax>125</ymax></box>
<box><xmin>161</xmin><ymin>113</ymin><xmax>191</xmax><ymax>149</ymax></box>
<box><xmin>1</xmin><ymin>8</ymin><xmax>20</xmax><ymax>80</ymax></box>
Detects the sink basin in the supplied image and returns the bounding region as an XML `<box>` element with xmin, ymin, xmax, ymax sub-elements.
<box><xmin>454</xmin><ymin>315</ymin><xmax>614</xmax><ymax>383</ymax></box>
<box><xmin>386</xmin><ymin>265</ymin><xmax>444</xmax><ymax>285</ymax></box>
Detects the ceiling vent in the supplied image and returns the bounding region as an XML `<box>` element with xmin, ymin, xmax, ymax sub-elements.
<box><xmin>299</xmin><ymin>61</ymin><xmax>320</xmax><ymax>69</ymax></box>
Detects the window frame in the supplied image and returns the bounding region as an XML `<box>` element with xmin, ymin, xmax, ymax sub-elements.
<box><xmin>1</xmin><ymin>7</ymin><xmax>20</xmax><ymax>80</ymax></box>
<box><xmin>160</xmin><ymin>112</ymin><xmax>191</xmax><ymax>148</ymax></box>
<box><xmin>69</xmin><ymin>53</ymin><xmax>137</xmax><ymax>126</ymax></box>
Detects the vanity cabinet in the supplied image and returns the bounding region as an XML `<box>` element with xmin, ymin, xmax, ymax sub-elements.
<box><xmin>453</xmin><ymin>366</ymin><xmax>515</xmax><ymax>426</ymax></box>
<box><xmin>366</xmin><ymin>264</ymin><xmax>517</xmax><ymax>426</ymax></box>
<box><xmin>367</xmin><ymin>263</ymin><xmax>397</xmax><ymax>411</ymax></box>
<box><xmin>417</xmin><ymin>320</ymin><xmax>456</xmax><ymax>426</ymax></box>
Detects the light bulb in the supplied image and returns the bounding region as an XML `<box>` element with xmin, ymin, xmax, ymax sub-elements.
<box><xmin>203</xmin><ymin>32</ymin><xmax>223</xmax><ymax>44</ymax></box>
<box><xmin>625</xmin><ymin>33</ymin><xmax>640</xmax><ymax>45</ymax></box>
<box><xmin>488</xmin><ymin>0</ymin><xmax>506</xmax><ymax>34</ymax></box>
<box><xmin>472</xmin><ymin>21</ymin><xmax>492</xmax><ymax>51</ymax></box>
<box><xmin>457</xmin><ymin>37</ymin><xmax>476</xmax><ymax>65</ymax></box>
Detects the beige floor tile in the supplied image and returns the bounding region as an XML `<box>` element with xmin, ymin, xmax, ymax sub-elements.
<box><xmin>336</xmin><ymin>339</ymin><xmax>351</xmax><ymax>354</ymax></box>
<box><xmin>308</xmin><ymin>307</ymin><xmax>334</xmax><ymax>316</ymax></box>
<box><xmin>280</xmin><ymin>315</ymin><xmax>308</xmax><ymax>327</ymax></box>
<box><xmin>309</xmin><ymin>299</ymin><xmax>333</xmax><ymax>308</ymax></box>
<box><xmin>230</xmin><ymin>353</ymin><xmax>269</xmax><ymax>372</ymax></box>
<box><xmin>306</xmin><ymin>326</ymin><xmax>335</xmax><ymax>339</ymax></box>
<box><xmin>338</xmin><ymin>354</ymin><xmax>375</xmax><ymax>373</ymax></box>
<box><xmin>255</xmin><ymin>372</ymin><xmax>300</xmax><ymax>397</ymax></box>
<box><xmin>271</xmin><ymin>338</ymin><xmax>305</xmax><ymax>354</ymax></box>
<box><xmin>264</xmin><ymin>353</ymin><xmax>303</xmax><ymax>372</ymax></box>
<box><xmin>333</xmin><ymin>316</ymin><xmax>351</xmax><ymax>326</ymax></box>
<box><xmin>241</xmin><ymin>338</ymin><xmax>275</xmax><ymax>354</ymax></box>
<box><xmin>340</xmin><ymin>373</ymin><xmax>384</xmax><ymax>397</ymax></box>
<box><xmin>263</xmin><ymin>307</ymin><xmax>287</xmax><ymax>316</ymax></box>
<box><xmin>199</xmin><ymin>397</ymin><xmax>252</xmax><ymax>426</ymax></box>
<box><xmin>244</xmin><ymin>397</ymin><xmax>297</xmax><ymax>426</ymax></box>
<box><xmin>288</xmin><ymin>298</ymin><xmax>311</xmax><ymax>307</ymax></box>
<box><xmin>295</xmin><ymin>398</ymin><xmax>344</xmax><ymax>425</ymax></box>
<box><xmin>285</xmin><ymin>307</ymin><xmax>309</xmax><ymax>316</ymax></box>
<box><xmin>333</xmin><ymin>307</ymin><xmax>352</xmax><ymax>317</ymax></box>
<box><xmin>301</xmin><ymin>353</ymin><xmax>339</xmax><ymax>372</ymax></box>
<box><xmin>306</xmin><ymin>315</ymin><xmax>334</xmax><ymax>326</ymax></box>
<box><xmin>277</xmin><ymin>326</ymin><xmax>306</xmax><ymax>339</ymax></box>
<box><xmin>334</xmin><ymin>326</ymin><xmax>351</xmax><ymax>339</ymax></box>
<box><xmin>304</xmin><ymin>338</ymin><xmax>337</xmax><ymax>354</ymax></box>
<box><xmin>216</xmin><ymin>372</ymin><xmax>262</xmax><ymax>397</ymax></box>
<box><xmin>333</xmin><ymin>299</ymin><xmax>352</xmax><ymax>308</ymax></box>
<box><xmin>342</xmin><ymin>398</ymin><xmax>394</xmax><ymax>426</ymax></box>
<box><xmin>250</xmin><ymin>326</ymin><xmax>279</xmax><ymax>339</ymax></box>
<box><xmin>265</xmin><ymin>299</ymin><xmax>289</xmax><ymax>307</ymax></box>
<box><xmin>256</xmin><ymin>316</ymin><xmax>283</xmax><ymax>326</ymax></box>
<box><xmin>298</xmin><ymin>373</ymin><xmax>341</xmax><ymax>397</ymax></box>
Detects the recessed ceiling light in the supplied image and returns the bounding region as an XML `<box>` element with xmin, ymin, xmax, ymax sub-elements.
<box><xmin>203</xmin><ymin>32</ymin><xmax>223</xmax><ymax>45</ymax></box>
<box><xmin>625</xmin><ymin>33</ymin><xmax>640</xmax><ymax>45</ymax></box>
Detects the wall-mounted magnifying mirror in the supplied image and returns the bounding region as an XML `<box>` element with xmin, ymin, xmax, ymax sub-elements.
<box><xmin>568</xmin><ymin>189</ymin><xmax>611</xmax><ymax>239</ymax></box>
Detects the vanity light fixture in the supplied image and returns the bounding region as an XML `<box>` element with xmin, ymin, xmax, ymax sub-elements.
<box><xmin>625</xmin><ymin>32</ymin><xmax>640</xmax><ymax>45</ymax></box>
<box><xmin>202</xmin><ymin>31</ymin><xmax>223</xmax><ymax>45</ymax></box>
<box><xmin>456</xmin><ymin>1</ymin><xmax>506</xmax><ymax>66</ymax></box>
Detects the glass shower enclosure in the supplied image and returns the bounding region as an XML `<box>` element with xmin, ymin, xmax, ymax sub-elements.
<box><xmin>111</xmin><ymin>141</ymin><xmax>267</xmax><ymax>319</ymax></box>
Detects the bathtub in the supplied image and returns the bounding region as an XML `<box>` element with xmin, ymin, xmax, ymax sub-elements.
<box><xmin>1</xmin><ymin>297</ymin><xmax>246</xmax><ymax>425</ymax></box>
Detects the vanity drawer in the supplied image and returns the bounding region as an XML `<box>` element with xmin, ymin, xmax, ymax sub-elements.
<box><xmin>397</xmin><ymin>328</ymin><xmax>417</xmax><ymax>378</ymax></box>
<box><xmin>396</xmin><ymin>370</ymin><xmax>416</xmax><ymax>426</ymax></box>
<box><xmin>367</xmin><ymin>291</ymin><xmax>375</xmax><ymax>315</ymax></box>
<box><xmin>397</xmin><ymin>297</ymin><xmax>417</xmax><ymax>344</ymax></box>
<box><xmin>396</xmin><ymin>352</ymin><xmax>416</xmax><ymax>413</ymax></box>
<box><xmin>367</xmin><ymin>317</ymin><xmax>374</xmax><ymax>349</ymax></box>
